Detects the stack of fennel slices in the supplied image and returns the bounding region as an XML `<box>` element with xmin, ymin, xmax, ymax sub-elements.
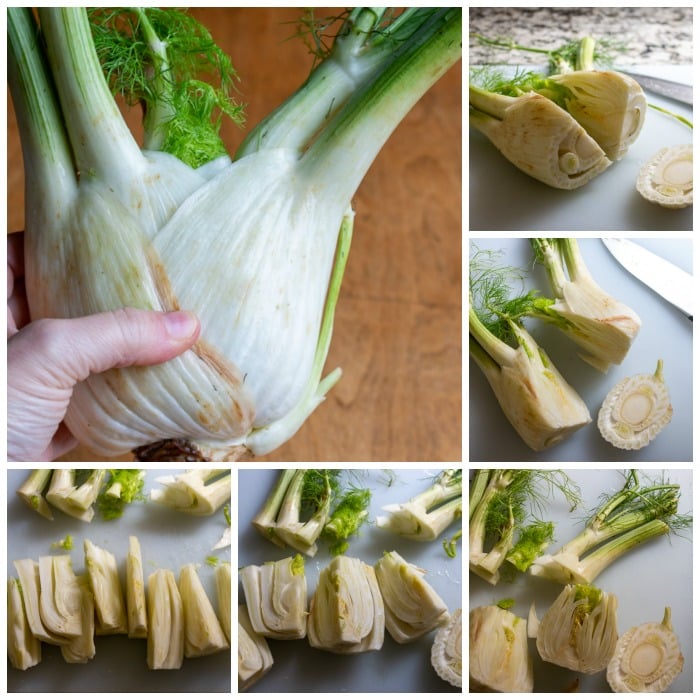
<box><xmin>8</xmin><ymin>8</ymin><xmax>461</xmax><ymax>461</ymax></box>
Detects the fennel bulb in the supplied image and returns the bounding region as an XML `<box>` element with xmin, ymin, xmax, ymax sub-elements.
<box><xmin>8</xmin><ymin>7</ymin><xmax>461</xmax><ymax>461</ymax></box>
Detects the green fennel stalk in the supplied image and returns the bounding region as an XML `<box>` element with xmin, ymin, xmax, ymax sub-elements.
<box><xmin>530</xmin><ymin>470</ymin><xmax>692</xmax><ymax>584</ymax></box>
<box><xmin>469</xmin><ymin>469</ymin><xmax>580</xmax><ymax>584</ymax></box>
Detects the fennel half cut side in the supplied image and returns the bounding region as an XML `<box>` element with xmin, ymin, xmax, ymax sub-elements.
<box><xmin>8</xmin><ymin>8</ymin><xmax>462</xmax><ymax>461</ymax></box>
<box><xmin>469</xmin><ymin>305</ymin><xmax>591</xmax><ymax>452</ymax></box>
<box><xmin>469</xmin><ymin>86</ymin><xmax>611</xmax><ymax>189</ymax></box>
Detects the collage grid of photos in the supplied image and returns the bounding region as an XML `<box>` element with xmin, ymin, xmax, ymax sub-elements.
<box><xmin>5</xmin><ymin>6</ymin><xmax>462</xmax><ymax>695</ymax></box>
<box><xmin>469</xmin><ymin>3</ymin><xmax>693</xmax><ymax>695</ymax></box>
<box><xmin>5</xmin><ymin>2</ymin><xmax>697</xmax><ymax>696</ymax></box>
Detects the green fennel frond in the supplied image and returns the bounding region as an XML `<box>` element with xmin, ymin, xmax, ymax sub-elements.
<box><xmin>88</xmin><ymin>7</ymin><xmax>244</xmax><ymax>166</ymax></box>
<box><xmin>469</xmin><ymin>469</ymin><xmax>580</xmax><ymax>584</ymax></box>
<box><xmin>469</xmin><ymin>246</ymin><xmax>541</xmax><ymax>344</ymax></box>
<box><xmin>300</xmin><ymin>469</ymin><xmax>340</xmax><ymax>516</ymax></box>
<box><xmin>294</xmin><ymin>8</ymin><xmax>446</xmax><ymax>69</ymax></box>
<box><xmin>470</xmin><ymin>32</ymin><xmax>623</xmax><ymax>73</ymax></box>
<box><xmin>291</xmin><ymin>8</ymin><xmax>350</xmax><ymax>64</ymax></box>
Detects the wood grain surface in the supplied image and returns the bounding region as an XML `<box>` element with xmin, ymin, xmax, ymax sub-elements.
<box><xmin>7</xmin><ymin>8</ymin><xmax>462</xmax><ymax>462</ymax></box>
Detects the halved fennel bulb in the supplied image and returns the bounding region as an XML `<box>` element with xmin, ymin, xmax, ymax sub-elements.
<box><xmin>469</xmin><ymin>88</ymin><xmax>611</xmax><ymax>189</ymax></box>
<box><xmin>548</xmin><ymin>70</ymin><xmax>647</xmax><ymax>160</ymax></box>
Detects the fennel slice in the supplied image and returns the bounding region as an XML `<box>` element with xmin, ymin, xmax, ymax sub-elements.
<box><xmin>597</xmin><ymin>359</ymin><xmax>672</xmax><ymax>450</ymax></box>
<box><xmin>636</xmin><ymin>144</ymin><xmax>692</xmax><ymax>209</ymax></box>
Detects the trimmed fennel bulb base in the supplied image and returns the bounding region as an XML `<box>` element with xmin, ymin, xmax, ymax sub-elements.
<box><xmin>134</xmin><ymin>439</ymin><xmax>252</xmax><ymax>462</ymax></box>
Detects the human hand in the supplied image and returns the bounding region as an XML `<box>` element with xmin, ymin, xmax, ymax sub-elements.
<box><xmin>7</xmin><ymin>232</ymin><xmax>201</xmax><ymax>461</ymax></box>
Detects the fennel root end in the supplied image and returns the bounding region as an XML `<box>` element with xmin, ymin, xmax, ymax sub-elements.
<box><xmin>133</xmin><ymin>439</ymin><xmax>252</xmax><ymax>462</ymax></box>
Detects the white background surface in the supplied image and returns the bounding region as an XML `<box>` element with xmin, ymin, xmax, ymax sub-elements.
<box><xmin>469</xmin><ymin>65</ymin><xmax>693</xmax><ymax>231</ymax></box>
<box><xmin>6</xmin><ymin>468</ymin><xmax>232</xmax><ymax>693</ymax></box>
<box><xmin>468</xmin><ymin>468</ymin><xmax>693</xmax><ymax>693</ymax></box>
<box><xmin>237</xmin><ymin>468</ymin><xmax>463</xmax><ymax>693</ymax></box>
<box><xmin>469</xmin><ymin>237</ymin><xmax>693</xmax><ymax>462</ymax></box>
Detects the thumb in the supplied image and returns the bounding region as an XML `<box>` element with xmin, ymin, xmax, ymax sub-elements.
<box><xmin>11</xmin><ymin>308</ymin><xmax>201</xmax><ymax>390</ymax></box>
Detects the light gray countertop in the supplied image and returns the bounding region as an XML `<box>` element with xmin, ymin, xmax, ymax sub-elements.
<box><xmin>469</xmin><ymin>6</ymin><xmax>693</xmax><ymax>66</ymax></box>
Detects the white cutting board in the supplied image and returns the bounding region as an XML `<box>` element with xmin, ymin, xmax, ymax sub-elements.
<box><xmin>469</xmin><ymin>237</ymin><xmax>693</xmax><ymax>462</ymax></box>
<box><xmin>469</xmin><ymin>65</ymin><xmax>693</xmax><ymax>230</ymax></box>
<box><xmin>6</xmin><ymin>468</ymin><xmax>232</xmax><ymax>693</ymax></box>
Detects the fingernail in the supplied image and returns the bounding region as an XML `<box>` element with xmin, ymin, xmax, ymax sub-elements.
<box><xmin>163</xmin><ymin>311</ymin><xmax>200</xmax><ymax>341</ymax></box>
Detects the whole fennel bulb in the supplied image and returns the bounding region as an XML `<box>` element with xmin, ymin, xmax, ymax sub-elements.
<box><xmin>8</xmin><ymin>8</ymin><xmax>462</xmax><ymax>461</ymax></box>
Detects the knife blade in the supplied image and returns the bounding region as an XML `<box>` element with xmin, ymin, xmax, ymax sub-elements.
<box><xmin>621</xmin><ymin>71</ymin><xmax>693</xmax><ymax>106</ymax></box>
<box><xmin>601</xmin><ymin>238</ymin><xmax>693</xmax><ymax>320</ymax></box>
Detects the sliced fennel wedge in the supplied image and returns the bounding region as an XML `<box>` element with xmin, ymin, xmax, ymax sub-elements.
<box><xmin>307</xmin><ymin>555</ymin><xmax>384</xmax><ymax>654</ymax></box>
<box><xmin>597</xmin><ymin>359</ymin><xmax>672</xmax><ymax>450</ymax></box>
<box><xmin>84</xmin><ymin>539</ymin><xmax>128</xmax><ymax>635</ymax></box>
<box><xmin>469</xmin><ymin>606</ymin><xmax>529</xmax><ymax>692</ymax></box>
<box><xmin>60</xmin><ymin>574</ymin><xmax>96</xmax><ymax>664</ymax></box>
<box><xmin>215</xmin><ymin>562</ymin><xmax>232</xmax><ymax>645</ymax></box>
<box><xmin>147</xmin><ymin>569</ymin><xmax>184</xmax><ymax>670</ymax></box>
<box><xmin>238</xmin><ymin>604</ymin><xmax>273</xmax><ymax>691</ymax></box>
<box><xmin>178</xmin><ymin>563</ymin><xmax>229</xmax><ymax>657</ymax></box>
<box><xmin>536</xmin><ymin>583</ymin><xmax>619</xmax><ymax>674</ymax></box>
<box><xmin>240</xmin><ymin>555</ymin><xmax>307</xmax><ymax>640</ymax></box>
<box><xmin>545</xmin><ymin>70</ymin><xmax>647</xmax><ymax>160</ymax></box>
<box><xmin>374</xmin><ymin>551</ymin><xmax>449</xmax><ymax>643</ymax></box>
<box><xmin>126</xmin><ymin>535</ymin><xmax>148</xmax><ymax>638</ymax></box>
<box><xmin>7</xmin><ymin>577</ymin><xmax>42</xmax><ymax>670</ymax></box>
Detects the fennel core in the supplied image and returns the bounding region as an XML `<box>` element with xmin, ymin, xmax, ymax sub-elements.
<box><xmin>9</xmin><ymin>8</ymin><xmax>462</xmax><ymax>461</ymax></box>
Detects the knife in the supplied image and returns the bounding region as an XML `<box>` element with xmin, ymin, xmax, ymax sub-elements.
<box><xmin>601</xmin><ymin>238</ymin><xmax>693</xmax><ymax>320</ymax></box>
<box><xmin>621</xmin><ymin>71</ymin><xmax>693</xmax><ymax>106</ymax></box>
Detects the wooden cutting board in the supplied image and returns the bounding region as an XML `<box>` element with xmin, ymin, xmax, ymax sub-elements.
<box><xmin>6</xmin><ymin>8</ymin><xmax>461</xmax><ymax>462</ymax></box>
